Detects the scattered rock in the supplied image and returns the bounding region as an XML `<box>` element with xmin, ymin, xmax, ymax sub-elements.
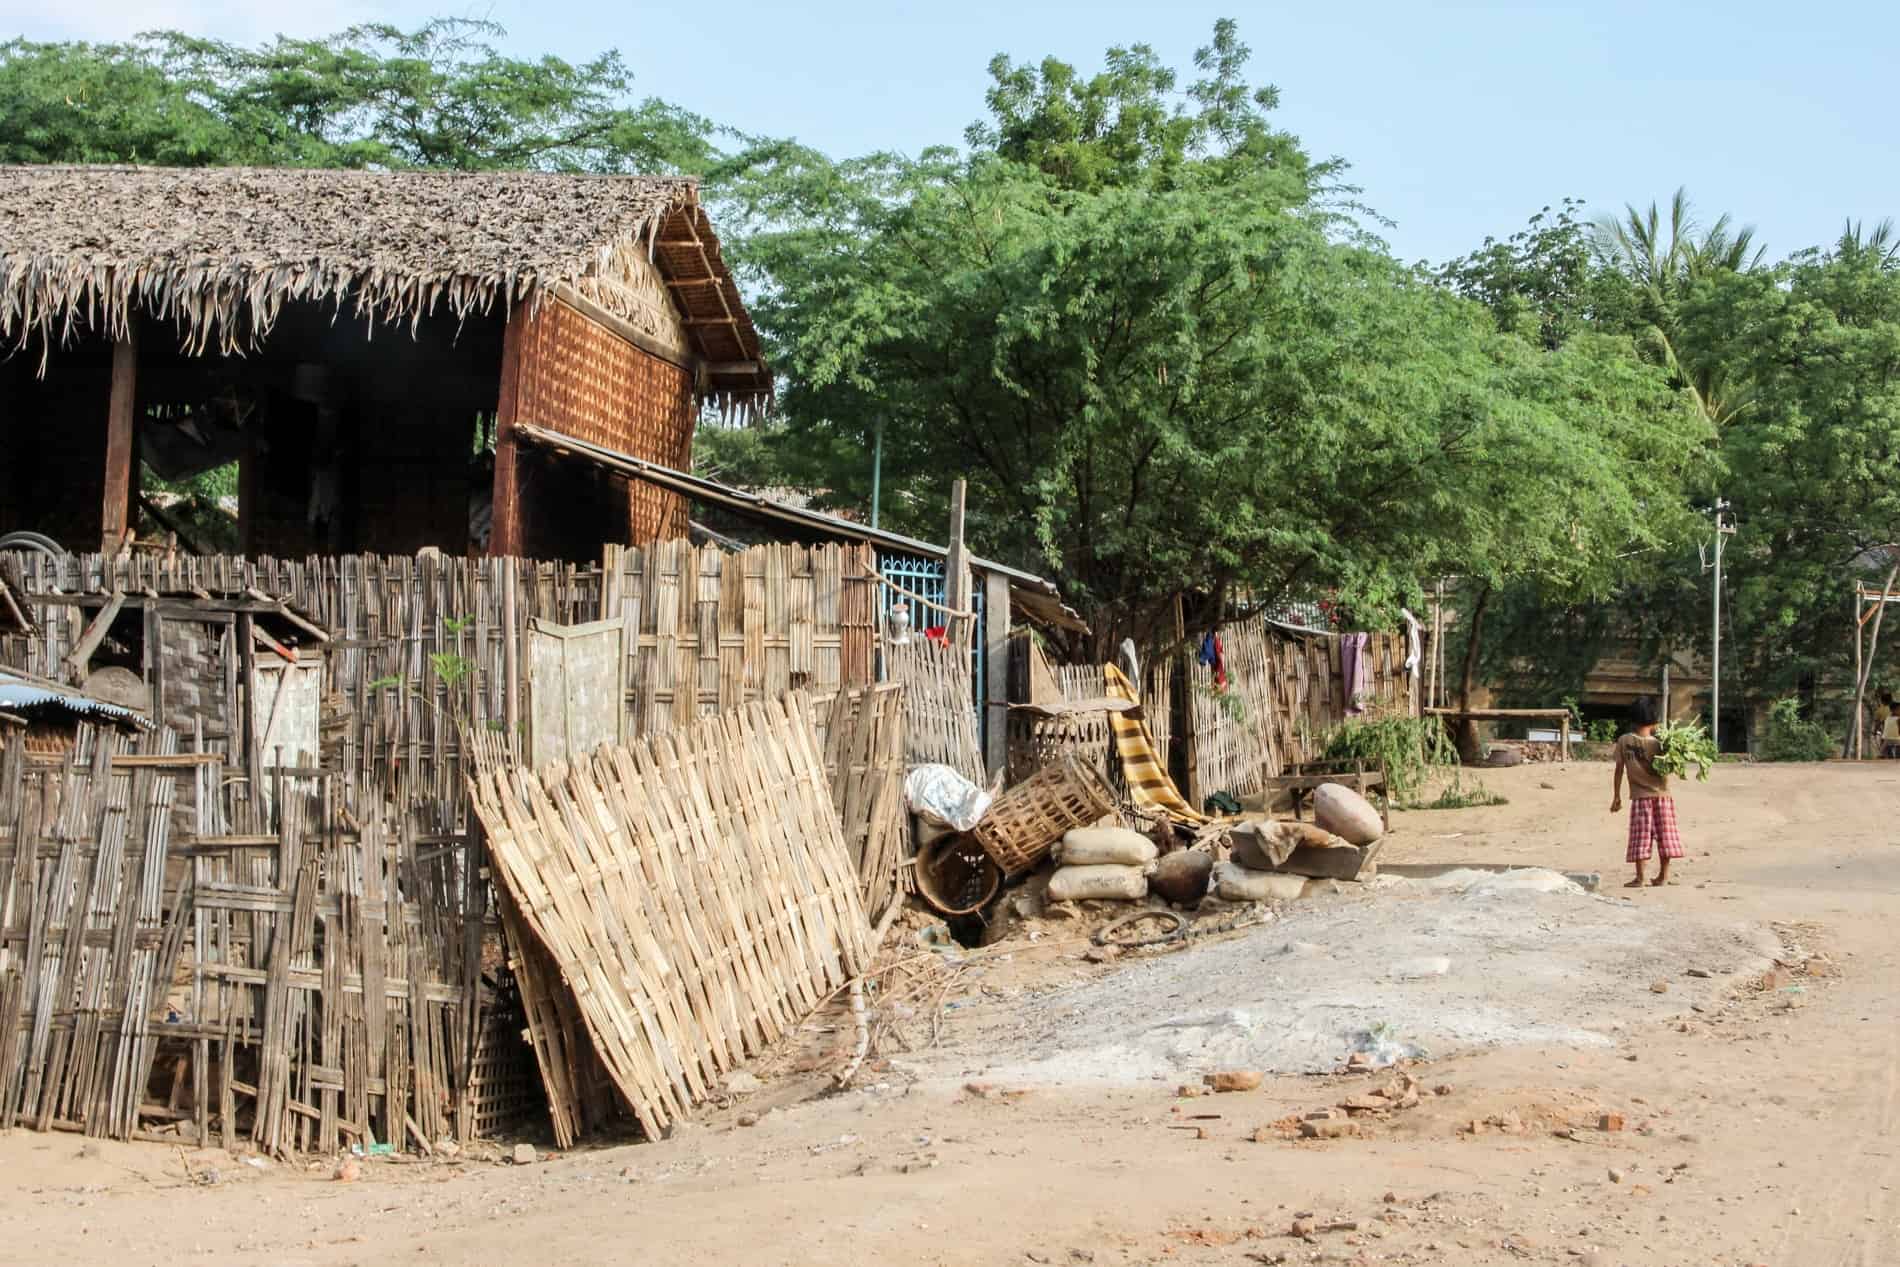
<box><xmin>1599</xmin><ymin>1112</ymin><xmax>1626</xmax><ymax>1132</ymax></box>
<box><xmin>1608</xmin><ymin>1168</ymin><xmax>1626</xmax><ymax>1184</ymax></box>
<box><xmin>1300</xmin><ymin>1119</ymin><xmax>1352</xmax><ymax>1140</ymax></box>
<box><xmin>1345</xmin><ymin>1052</ymin><xmax>1373</xmax><ymax>1073</ymax></box>
<box><xmin>1204</xmin><ymin>1070</ymin><xmax>1264</xmax><ymax>1093</ymax></box>
<box><xmin>1685</xmin><ymin>968</ymin><xmax>1712</xmax><ymax>979</ymax></box>
<box><xmin>1150</xmin><ymin>849</ymin><xmax>1215</xmax><ymax>904</ymax></box>
<box><xmin>511</xmin><ymin>1144</ymin><xmax>537</xmax><ymax>1166</ymax></box>
<box><xmin>619</xmin><ymin>1166</ymin><xmax>640</xmax><ymax>1182</ymax></box>
<box><xmin>333</xmin><ymin>1158</ymin><xmax>361</xmax><ymax>1183</ymax></box>
<box><xmin>1650</xmin><ymin>981</ymin><xmax>1670</xmax><ymax>994</ymax></box>
<box><xmin>724</xmin><ymin>1070</ymin><xmax>764</xmax><ymax>1095</ymax></box>
<box><xmin>737</xmin><ymin>1112</ymin><xmax>760</xmax><ymax>1128</ymax></box>
<box><xmin>1433</xmin><ymin>1084</ymin><xmax>1453</xmax><ymax>1097</ymax></box>
<box><xmin>1382</xmin><ymin>1191</ymin><xmax>1398</xmax><ymax>1204</ymax></box>
<box><xmin>1081</xmin><ymin>945</ymin><xmax>1122</xmax><ymax>965</ymax></box>
<box><xmin>436</xmin><ymin>1139</ymin><xmax>461</xmax><ymax>1159</ymax></box>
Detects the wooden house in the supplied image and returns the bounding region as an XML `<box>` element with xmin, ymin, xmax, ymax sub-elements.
<box><xmin>0</xmin><ymin>166</ymin><xmax>769</xmax><ymax>561</ymax></box>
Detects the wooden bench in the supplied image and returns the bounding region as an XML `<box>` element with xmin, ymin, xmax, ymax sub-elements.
<box><xmin>1256</xmin><ymin>759</ymin><xmax>1391</xmax><ymax>832</ymax></box>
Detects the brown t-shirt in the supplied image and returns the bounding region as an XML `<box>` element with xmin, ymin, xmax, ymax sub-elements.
<box><xmin>1616</xmin><ymin>732</ymin><xmax>1669</xmax><ymax>799</ymax></box>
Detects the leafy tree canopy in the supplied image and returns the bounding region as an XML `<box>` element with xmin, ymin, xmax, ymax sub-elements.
<box><xmin>0</xmin><ymin>19</ymin><xmax>716</xmax><ymax>172</ymax></box>
<box><xmin>720</xmin><ymin>23</ymin><xmax>1704</xmax><ymax>652</ymax></box>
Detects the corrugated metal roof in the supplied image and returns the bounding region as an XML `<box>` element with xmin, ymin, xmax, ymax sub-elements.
<box><xmin>0</xmin><ymin>671</ymin><xmax>154</xmax><ymax>730</ymax></box>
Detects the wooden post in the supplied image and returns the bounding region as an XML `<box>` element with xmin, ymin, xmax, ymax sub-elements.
<box><xmin>1559</xmin><ymin>711</ymin><xmax>1571</xmax><ymax>763</ymax></box>
<box><xmin>488</xmin><ymin>308</ymin><xmax>530</xmax><ymax>558</ymax></box>
<box><xmin>944</xmin><ymin>478</ymin><xmax>970</xmax><ymax>641</ymax></box>
<box><xmin>101</xmin><ymin>328</ymin><xmax>138</xmax><ymax>553</ymax></box>
<box><xmin>502</xmin><ymin>557</ymin><xmax>520</xmax><ymax>748</ymax></box>
<box><xmin>1854</xmin><ymin>586</ymin><xmax>1864</xmax><ymax>758</ymax></box>
<box><xmin>983</xmin><ymin>569</ymin><xmax>1010</xmax><ymax>780</ymax></box>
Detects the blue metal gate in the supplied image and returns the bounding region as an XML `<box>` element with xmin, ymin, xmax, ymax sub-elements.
<box><xmin>874</xmin><ymin>549</ymin><xmax>987</xmax><ymax>751</ymax></box>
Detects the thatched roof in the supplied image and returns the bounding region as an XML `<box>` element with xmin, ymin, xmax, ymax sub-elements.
<box><xmin>0</xmin><ymin>166</ymin><xmax>769</xmax><ymax>405</ymax></box>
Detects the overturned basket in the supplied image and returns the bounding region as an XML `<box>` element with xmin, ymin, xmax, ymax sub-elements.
<box><xmin>971</xmin><ymin>754</ymin><xmax>1118</xmax><ymax>876</ymax></box>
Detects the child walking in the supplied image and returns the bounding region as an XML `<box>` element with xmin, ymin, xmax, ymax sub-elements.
<box><xmin>1610</xmin><ymin>697</ymin><xmax>1682</xmax><ymax>887</ymax></box>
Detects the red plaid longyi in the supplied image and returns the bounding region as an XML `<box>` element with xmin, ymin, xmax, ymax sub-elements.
<box><xmin>1626</xmin><ymin>796</ymin><xmax>1683</xmax><ymax>863</ymax></box>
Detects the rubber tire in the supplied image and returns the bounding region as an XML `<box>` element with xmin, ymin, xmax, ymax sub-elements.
<box><xmin>0</xmin><ymin>530</ymin><xmax>67</xmax><ymax>558</ymax></box>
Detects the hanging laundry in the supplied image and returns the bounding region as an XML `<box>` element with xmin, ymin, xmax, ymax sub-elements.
<box><xmin>1198</xmin><ymin>631</ymin><xmax>1228</xmax><ymax>691</ymax></box>
<box><xmin>1342</xmin><ymin>631</ymin><xmax>1372</xmax><ymax>714</ymax></box>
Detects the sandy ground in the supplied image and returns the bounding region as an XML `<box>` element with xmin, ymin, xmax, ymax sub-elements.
<box><xmin>3</xmin><ymin>758</ymin><xmax>1897</xmax><ymax>1267</ymax></box>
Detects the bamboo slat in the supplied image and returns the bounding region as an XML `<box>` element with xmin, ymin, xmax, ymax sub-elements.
<box><xmin>883</xmin><ymin>634</ymin><xmax>983</xmax><ymax>783</ymax></box>
<box><xmin>813</xmin><ymin>685</ymin><xmax>907</xmax><ymax>925</ymax></box>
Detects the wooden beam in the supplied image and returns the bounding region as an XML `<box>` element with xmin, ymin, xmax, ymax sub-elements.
<box><xmin>945</xmin><ymin>479</ymin><xmax>971</xmax><ymax>644</ymax></box>
<box><xmin>703</xmin><ymin>361</ymin><xmax>768</xmax><ymax>377</ymax></box>
<box><xmin>62</xmin><ymin>589</ymin><xmax>126</xmax><ymax>684</ymax></box>
<box><xmin>488</xmin><ymin>306</ymin><xmax>528</xmax><ymax>558</ymax></box>
<box><xmin>101</xmin><ymin>328</ymin><xmax>138</xmax><ymax>553</ymax></box>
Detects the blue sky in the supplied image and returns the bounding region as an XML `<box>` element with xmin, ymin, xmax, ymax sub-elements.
<box><xmin>7</xmin><ymin>0</ymin><xmax>1893</xmax><ymax>264</ymax></box>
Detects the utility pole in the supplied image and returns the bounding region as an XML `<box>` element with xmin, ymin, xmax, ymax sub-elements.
<box><xmin>1705</xmin><ymin>500</ymin><xmax>1735</xmax><ymax>749</ymax></box>
<box><xmin>869</xmin><ymin>422</ymin><xmax>884</xmax><ymax>529</ymax></box>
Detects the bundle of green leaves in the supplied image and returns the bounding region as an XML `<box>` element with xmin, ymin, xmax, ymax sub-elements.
<box><xmin>1653</xmin><ymin>718</ymin><xmax>1718</xmax><ymax>782</ymax></box>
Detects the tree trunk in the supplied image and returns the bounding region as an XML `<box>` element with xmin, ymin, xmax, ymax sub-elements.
<box><xmin>1846</xmin><ymin>562</ymin><xmax>1900</xmax><ymax>758</ymax></box>
<box><xmin>1456</xmin><ymin>583</ymin><xmax>1493</xmax><ymax>764</ymax></box>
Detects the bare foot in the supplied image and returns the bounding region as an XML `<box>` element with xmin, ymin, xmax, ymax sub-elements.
<box><xmin>1650</xmin><ymin>876</ymin><xmax>1669</xmax><ymax>886</ymax></box>
<box><xmin>1624</xmin><ymin>878</ymin><xmax>1646</xmax><ymax>889</ymax></box>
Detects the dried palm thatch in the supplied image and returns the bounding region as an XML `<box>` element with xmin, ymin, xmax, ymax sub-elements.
<box><xmin>0</xmin><ymin>166</ymin><xmax>769</xmax><ymax>407</ymax></box>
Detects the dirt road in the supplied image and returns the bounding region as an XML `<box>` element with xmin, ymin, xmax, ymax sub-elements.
<box><xmin>2</xmin><ymin>759</ymin><xmax>1896</xmax><ymax>1267</ymax></box>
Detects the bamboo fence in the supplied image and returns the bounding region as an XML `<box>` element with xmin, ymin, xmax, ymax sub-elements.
<box><xmin>1182</xmin><ymin>618</ymin><xmax>1415</xmax><ymax>804</ymax></box>
<box><xmin>813</xmin><ymin>685</ymin><xmax>908</xmax><ymax>925</ymax></box>
<box><xmin>0</xmin><ymin>725</ymin><xmax>193</xmax><ymax>1141</ymax></box>
<box><xmin>468</xmin><ymin>695</ymin><xmax>873</xmax><ymax>1141</ymax></box>
<box><xmin>883</xmin><ymin>633</ymin><xmax>983</xmax><ymax>782</ymax></box>
<box><xmin>600</xmin><ymin>540</ymin><xmax>878</xmax><ymax>739</ymax></box>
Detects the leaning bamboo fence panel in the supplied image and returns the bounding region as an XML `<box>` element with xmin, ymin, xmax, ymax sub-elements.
<box><xmin>469</xmin><ymin>695</ymin><xmax>873</xmax><ymax>1140</ymax></box>
<box><xmin>0</xmin><ymin>725</ymin><xmax>192</xmax><ymax>1140</ymax></box>
<box><xmin>814</xmin><ymin>684</ymin><xmax>907</xmax><ymax>924</ymax></box>
<box><xmin>599</xmin><ymin>540</ymin><xmax>877</xmax><ymax>739</ymax></box>
<box><xmin>883</xmin><ymin>634</ymin><xmax>983</xmax><ymax>782</ymax></box>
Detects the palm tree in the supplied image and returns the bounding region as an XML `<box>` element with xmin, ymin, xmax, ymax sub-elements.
<box><xmin>1593</xmin><ymin>187</ymin><xmax>1765</xmax><ymax>428</ymax></box>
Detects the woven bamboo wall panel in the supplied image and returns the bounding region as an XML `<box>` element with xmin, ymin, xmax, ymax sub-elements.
<box><xmin>469</xmin><ymin>695</ymin><xmax>873</xmax><ymax>1141</ymax></box>
<box><xmin>600</xmin><ymin>540</ymin><xmax>876</xmax><ymax>738</ymax></box>
<box><xmin>515</xmin><ymin>298</ymin><xmax>694</xmax><ymax>543</ymax></box>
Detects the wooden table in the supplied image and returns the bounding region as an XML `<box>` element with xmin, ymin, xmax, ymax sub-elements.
<box><xmin>1423</xmin><ymin>707</ymin><xmax>1572</xmax><ymax>761</ymax></box>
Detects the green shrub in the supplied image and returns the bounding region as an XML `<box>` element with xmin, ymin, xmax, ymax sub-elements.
<box><xmin>1319</xmin><ymin>714</ymin><xmax>1453</xmax><ymax>803</ymax></box>
<box><xmin>1758</xmin><ymin>697</ymin><xmax>1837</xmax><ymax>763</ymax></box>
<box><xmin>1586</xmin><ymin>718</ymin><xmax>1617</xmax><ymax>743</ymax></box>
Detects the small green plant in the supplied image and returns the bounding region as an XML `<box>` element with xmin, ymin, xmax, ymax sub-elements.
<box><xmin>1417</xmin><ymin>783</ymin><xmax>1508</xmax><ymax>810</ymax></box>
<box><xmin>1586</xmin><ymin>718</ymin><xmax>1617</xmax><ymax>744</ymax></box>
<box><xmin>1757</xmin><ymin>697</ymin><xmax>1835</xmax><ymax>763</ymax></box>
<box><xmin>1653</xmin><ymin>717</ymin><xmax>1718</xmax><ymax>782</ymax></box>
<box><xmin>1201</xmin><ymin>683</ymin><xmax>1247</xmax><ymax>723</ymax></box>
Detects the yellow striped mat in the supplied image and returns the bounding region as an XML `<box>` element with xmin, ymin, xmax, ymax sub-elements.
<box><xmin>1105</xmin><ymin>662</ymin><xmax>1206</xmax><ymax>824</ymax></box>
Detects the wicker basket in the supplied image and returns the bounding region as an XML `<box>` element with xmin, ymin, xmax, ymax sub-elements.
<box><xmin>971</xmin><ymin>754</ymin><xmax>1118</xmax><ymax>876</ymax></box>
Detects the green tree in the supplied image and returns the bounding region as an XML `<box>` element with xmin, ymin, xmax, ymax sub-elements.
<box><xmin>0</xmin><ymin>20</ymin><xmax>716</xmax><ymax>172</ymax></box>
<box><xmin>722</xmin><ymin>24</ymin><xmax>1706</xmax><ymax>654</ymax></box>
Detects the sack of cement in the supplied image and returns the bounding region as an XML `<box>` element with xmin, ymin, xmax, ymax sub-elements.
<box><xmin>1047</xmin><ymin>864</ymin><xmax>1148</xmax><ymax>902</ymax></box>
<box><xmin>904</xmin><ymin>764</ymin><xmax>993</xmax><ymax>832</ymax></box>
<box><xmin>1057</xmin><ymin>826</ymin><xmax>1158</xmax><ymax>867</ymax></box>
<box><xmin>1230</xmin><ymin>820</ymin><xmax>1342</xmax><ymax>870</ymax></box>
<box><xmin>1150</xmin><ymin>849</ymin><xmax>1214</xmax><ymax>904</ymax></box>
<box><xmin>1214</xmin><ymin>861</ymin><xmax>1307</xmax><ymax>903</ymax></box>
<box><xmin>1313</xmin><ymin>783</ymin><xmax>1383</xmax><ymax>845</ymax></box>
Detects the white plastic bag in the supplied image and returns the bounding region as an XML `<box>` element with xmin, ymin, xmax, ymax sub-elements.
<box><xmin>904</xmin><ymin>764</ymin><xmax>993</xmax><ymax>832</ymax></box>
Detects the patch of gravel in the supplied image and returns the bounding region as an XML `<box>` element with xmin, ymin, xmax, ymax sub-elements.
<box><xmin>910</xmin><ymin>871</ymin><xmax>1777</xmax><ymax>1086</ymax></box>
